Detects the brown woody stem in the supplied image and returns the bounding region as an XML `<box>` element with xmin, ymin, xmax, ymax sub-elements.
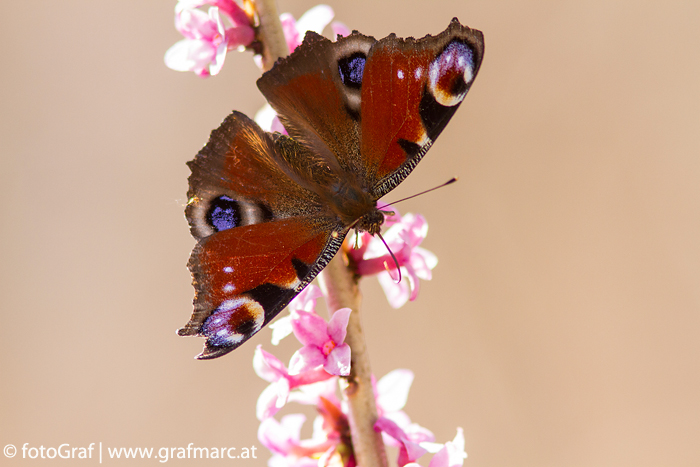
<box><xmin>254</xmin><ymin>0</ymin><xmax>288</xmax><ymax>71</ymax></box>
<box><xmin>319</xmin><ymin>254</ymin><xmax>388</xmax><ymax>467</ymax></box>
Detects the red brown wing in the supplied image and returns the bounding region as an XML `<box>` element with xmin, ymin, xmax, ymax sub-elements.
<box><xmin>257</xmin><ymin>32</ymin><xmax>376</xmax><ymax>177</ymax></box>
<box><xmin>359</xmin><ymin>19</ymin><xmax>484</xmax><ymax>195</ymax></box>
<box><xmin>179</xmin><ymin>217</ymin><xmax>345</xmax><ymax>359</ymax></box>
<box><xmin>186</xmin><ymin>111</ymin><xmax>320</xmax><ymax>241</ymax></box>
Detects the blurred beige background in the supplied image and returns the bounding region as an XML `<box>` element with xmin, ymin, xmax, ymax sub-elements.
<box><xmin>1</xmin><ymin>1</ymin><xmax>699</xmax><ymax>466</ymax></box>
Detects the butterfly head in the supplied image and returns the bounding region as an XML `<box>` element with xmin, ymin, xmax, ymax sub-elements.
<box><xmin>354</xmin><ymin>208</ymin><xmax>385</xmax><ymax>236</ymax></box>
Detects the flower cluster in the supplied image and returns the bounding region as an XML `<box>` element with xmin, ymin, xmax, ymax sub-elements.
<box><xmin>347</xmin><ymin>206</ymin><xmax>438</xmax><ymax>309</ymax></box>
<box><xmin>255</xmin><ymin>284</ymin><xmax>466</xmax><ymax>467</ymax></box>
<box><xmin>165</xmin><ymin>2</ymin><xmax>349</xmax><ymax>77</ymax></box>
<box><xmin>165</xmin><ymin>0</ymin><xmax>255</xmax><ymax>77</ymax></box>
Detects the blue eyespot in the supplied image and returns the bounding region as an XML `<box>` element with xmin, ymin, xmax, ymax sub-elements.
<box><xmin>207</xmin><ymin>195</ymin><xmax>240</xmax><ymax>232</ymax></box>
<box><xmin>338</xmin><ymin>53</ymin><xmax>366</xmax><ymax>89</ymax></box>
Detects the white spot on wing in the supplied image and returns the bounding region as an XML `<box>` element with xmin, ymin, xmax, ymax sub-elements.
<box><xmin>463</xmin><ymin>65</ymin><xmax>473</xmax><ymax>86</ymax></box>
<box><xmin>397</xmin><ymin>69</ymin><xmax>404</xmax><ymax>79</ymax></box>
<box><xmin>223</xmin><ymin>266</ymin><xmax>233</xmax><ymax>273</ymax></box>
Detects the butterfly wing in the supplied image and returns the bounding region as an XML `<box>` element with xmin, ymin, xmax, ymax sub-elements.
<box><xmin>360</xmin><ymin>18</ymin><xmax>484</xmax><ymax>195</ymax></box>
<box><xmin>258</xmin><ymin>19</ymin><xmax>483</xmax><ymax>198</ymax></box>
<box><xmin>257</xmin><ymin>31</ymin><xmax>377</xmax><ymax>178</ymax></box>
<box><xmin>181</xmin><ymin>113</ymin><xmax>346</xmax><ymax>359</ymax></box>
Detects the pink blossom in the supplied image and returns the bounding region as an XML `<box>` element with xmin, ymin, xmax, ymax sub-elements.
<box><xmin>175</xmin><ymin>0</ymin><xmax>250</xmax><ymax>27</ymax></box>
<box><xmin>254</xmin><ymin>346</ymin><xmax>334</xmax><ymax>419</ymax></box>
<box><xmin>269</xmin><ymin>284</ymin><xmax>324</xmax><ymax>345</ymax></box>
<box><xmin>254</xmin><ymin>104</ymin><xmax>289</xmax><ymax>135</ymax></box>
<box><xmin>287</xmin><ymin>377</ymin><xmax>339</xmax><ymax>407</ymax></box>
<box><xmin>375</xmin><ymin>417</ymin><xmax>428</xmax><ymax>467</ymax></box>
<box><xmin>165</xmin><ymin>1</ymin><xmax>254</xmax><ymax>77</ymax></box>
<box><xmin>279</xmin><ymin>4</ymin><xmax>336</xmax><ymax>52</ymax></box>
<box><xmin>348</xmin><ymin>209</ymin><xmax>438</xmax><ymax>308</ymax></box>
<box><xmin>258</xmin><ymin>414</ymin><xmax>334</xmax><ymax>467</ymax></box>
<box><xmin>375</xmin><ymin>369</ymin><xmax>414</xmax><ymax>416</ymax></box>
<box><xmin>425</xmin><ymin>428</ymin><xmax>467</xmax><ymax>467</ymax></box>
<box><xmin>258</xmin><ymin>398</ymin><xmax>352</xmax><ymax>467</ymax></box>
<box><xmin>289</xmin><ymin>308</ymin><xmax>352</xmax><ymax>376</ymax></box>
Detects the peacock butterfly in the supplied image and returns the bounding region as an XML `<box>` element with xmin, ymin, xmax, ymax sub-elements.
<box><xmin>179</xmin><ymin>18</ymin><xmax>484</xmax><ymax>359</ymax></box>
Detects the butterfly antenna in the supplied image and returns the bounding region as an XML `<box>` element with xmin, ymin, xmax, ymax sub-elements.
<box><xmin>376</xmin><ymin>231</ymin><xmax>402</xmax><ymax>284</ymax></box>
<box><xmin>378</xmin><ymin>177</ymin><xmax>458</xmax><ymax>209</ymax></box>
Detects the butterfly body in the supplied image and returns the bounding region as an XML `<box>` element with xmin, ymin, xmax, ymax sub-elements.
<box><xmin>180</xmin><ymin>19</ymin><xmax>484</xmax><ymax>359</ymax></box>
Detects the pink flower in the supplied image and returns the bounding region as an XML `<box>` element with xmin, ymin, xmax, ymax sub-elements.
<box><xmin>269</xmin><ymin>284</ymin><xmax>324</xmax><ymax>345</ymax></box>
<box><xmin>165</xmin><ymin>0</ymin><xmax>254</xmax><ymax>77</ymax></box>
<box><xmin>424</xmin><ymin>428</ymin><xmax>467</xmax><ymax>467</ymax></box>
<box><xmin>254</xmin><ymin>104</ymin><xmax>289</xmax><ymax>134</ymax></box>
<box><xmin>258</xmin><ymin>398</ymin><xmax>353</xmax><ymax>467</ymax></box>
<box><xmin>348</xmin><ymin>209</ymin><xmax>438</xmax><ymax>308</ymax></box>
<box><xmin>254</xmin><ymin>346</ymin><xmax>334</xmax><ymax>419</ymax></box>
<box><xmin>375</xmin><ymin>369</ymin><xmax>414</xmax><ymax>417</ymax></box>
<box><xmin>375</xmin><ymin>417</ymin><xmax>428</xmax><ymax>467</ymax></box>
<box><xmin>289</xmin><ymin>308</ymin><xmax>352</xmax><ymax>376</ymax></box>
<box><xmin>279</xmin><ymin>4</ymin><xmax>343</xmax><ymax>53</ymax></box>
<box><xmin>258</xmin><ymin>414</ymin><xmax>334</xmax><ymax>467</ymax></box>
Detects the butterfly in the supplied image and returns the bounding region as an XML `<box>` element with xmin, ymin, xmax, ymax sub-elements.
<box><xmin>179</xmin><ymin>18</ymin><xmax>484</xmax><ymax>359</ymax></box>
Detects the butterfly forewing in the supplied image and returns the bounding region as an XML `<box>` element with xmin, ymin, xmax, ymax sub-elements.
<box><xmin>361</xmin><ymin>19</ymin><xmax>484</xmax><ymax>196</ymax></box>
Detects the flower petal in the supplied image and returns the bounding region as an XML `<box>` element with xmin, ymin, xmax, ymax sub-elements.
<box><xmin>256</xmin><ymin>378</ymin><xmax>289</xmax><ymax>420</ymax></box>
<box><xmin>290</xmin><ymin>284</ymin><xmax>324</xmax><ymax>313</ymax></box>
<box><xmin>327</xmin><ymin>307</ymin><xmax>351</xmax><ymax>343</ymax></box>
<box><xmin>226</xmin><ymin>24</ymin><xmax>255</xmax><ymax>48</ymax></box>
<box><xmin>324</xmin><ymin>343</ymin><xmax>351</xmax><ymax>376</ymax></box>
<box><xmin>377</xmin><ymin>269</ymin><xmax>410</xmax><ymax>308</ymax></box>
<box><xmin>257</xmin><ymin>413</ymin><xmax>306</xmax><ymax>453</ymax></box>
<box><xmin>291</xmin><ymin>310</ymin><xmax>330</xmax><ymax>346</ymax></box>
<box><xmin>164</xmin><ymin>39</ymin><xmax>215</xmax><ymax>73</ymax></box>
<box><xmin>331</xmin><ymin>21</ymin><xmax>350</xmax><ymax>39</ymax></box>
<box><xmin>377</xmin><ymin>369</ymin><xmax>414</xmax><ymax>412</ymax></box>
<box><xmin>428</xmin><ymin>428</ymin><xmax>467</xmax><ymax>467</ymax></box>
<box><xmin>295</xmin><ymin>4</ymin><xmax>334</xmax><ymax>35</ymax></box>
<box><xmin>289</xmin><ymin>345</ymin><xmax>325</xmax><ymax>375</ymax></box>
<box><xmin>176</xmin><ymin>7</ymin><xmax>218</xmax><ymax>39</ymax></box>
<box><xmin>253</xmin><ymin>345</ymin><xmax>288</xmax><ymax>382</ymax></box>
<box><xmin>279</xmin><ymin>12</ymin><xmax>300</xmax><ymax>52</ymax></box>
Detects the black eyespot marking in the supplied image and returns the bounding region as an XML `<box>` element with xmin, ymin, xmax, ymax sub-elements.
<box><xmin>397</xmin><ymin>139</ymin><xmax>422</xmax><ymax>158</ymax></box>
<box><xmin>247</xmin><ymin>283</ymin><xmax>291</xmax><ymax>321</ymax></box>
<box><xmin>234</xmin><ymin>317</ymin><xmax>259</xmax><ymax>335</ymax></box>
<box><xmin>419</xmin><ymin>88</ymin><xmax>459</xmax><ymax>141</ymax></box>
<box><xmin>259</xmin><ymin>203</ymin><xmax>274</xmax><ymax>222</ymax></box>
<box><xmin>291</xmin><ymin>258</ymin><xmax>311</xmax><ymax>280</ymax></box>
<box><xmin>207</xmin><ymin>195</ymin><xmax>241</xmax><ymax>232</ymax></box>
<box><xmin>338</xmin><ymin>53</ymin><xmax>366</xmax><ymax>89</ymax></box>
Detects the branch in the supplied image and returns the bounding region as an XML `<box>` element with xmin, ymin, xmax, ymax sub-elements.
<box><xmin>319</xmin><ymin>254</ymin><xmax>388</xmax><ymax>467</ymax></box>
<box><xmin>254</xmin><ymin>0</ymin><xmax>288</xmax><ymax>71</ymax></box>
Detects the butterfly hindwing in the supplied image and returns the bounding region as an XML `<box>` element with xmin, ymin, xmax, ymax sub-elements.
<box><xmin>180</xmin><ymin>218</ymin><xmax>344</xmax><ymax>359</ymax></box>
<box><xmin>182</xmin><ymin>113</ymin><xmax>348</xmax><ymax>359</ymax></box>
<box><xmin>186</xmin><ymin>112</ymin><xmax>318</xmax><ymax>241</ymax></box>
